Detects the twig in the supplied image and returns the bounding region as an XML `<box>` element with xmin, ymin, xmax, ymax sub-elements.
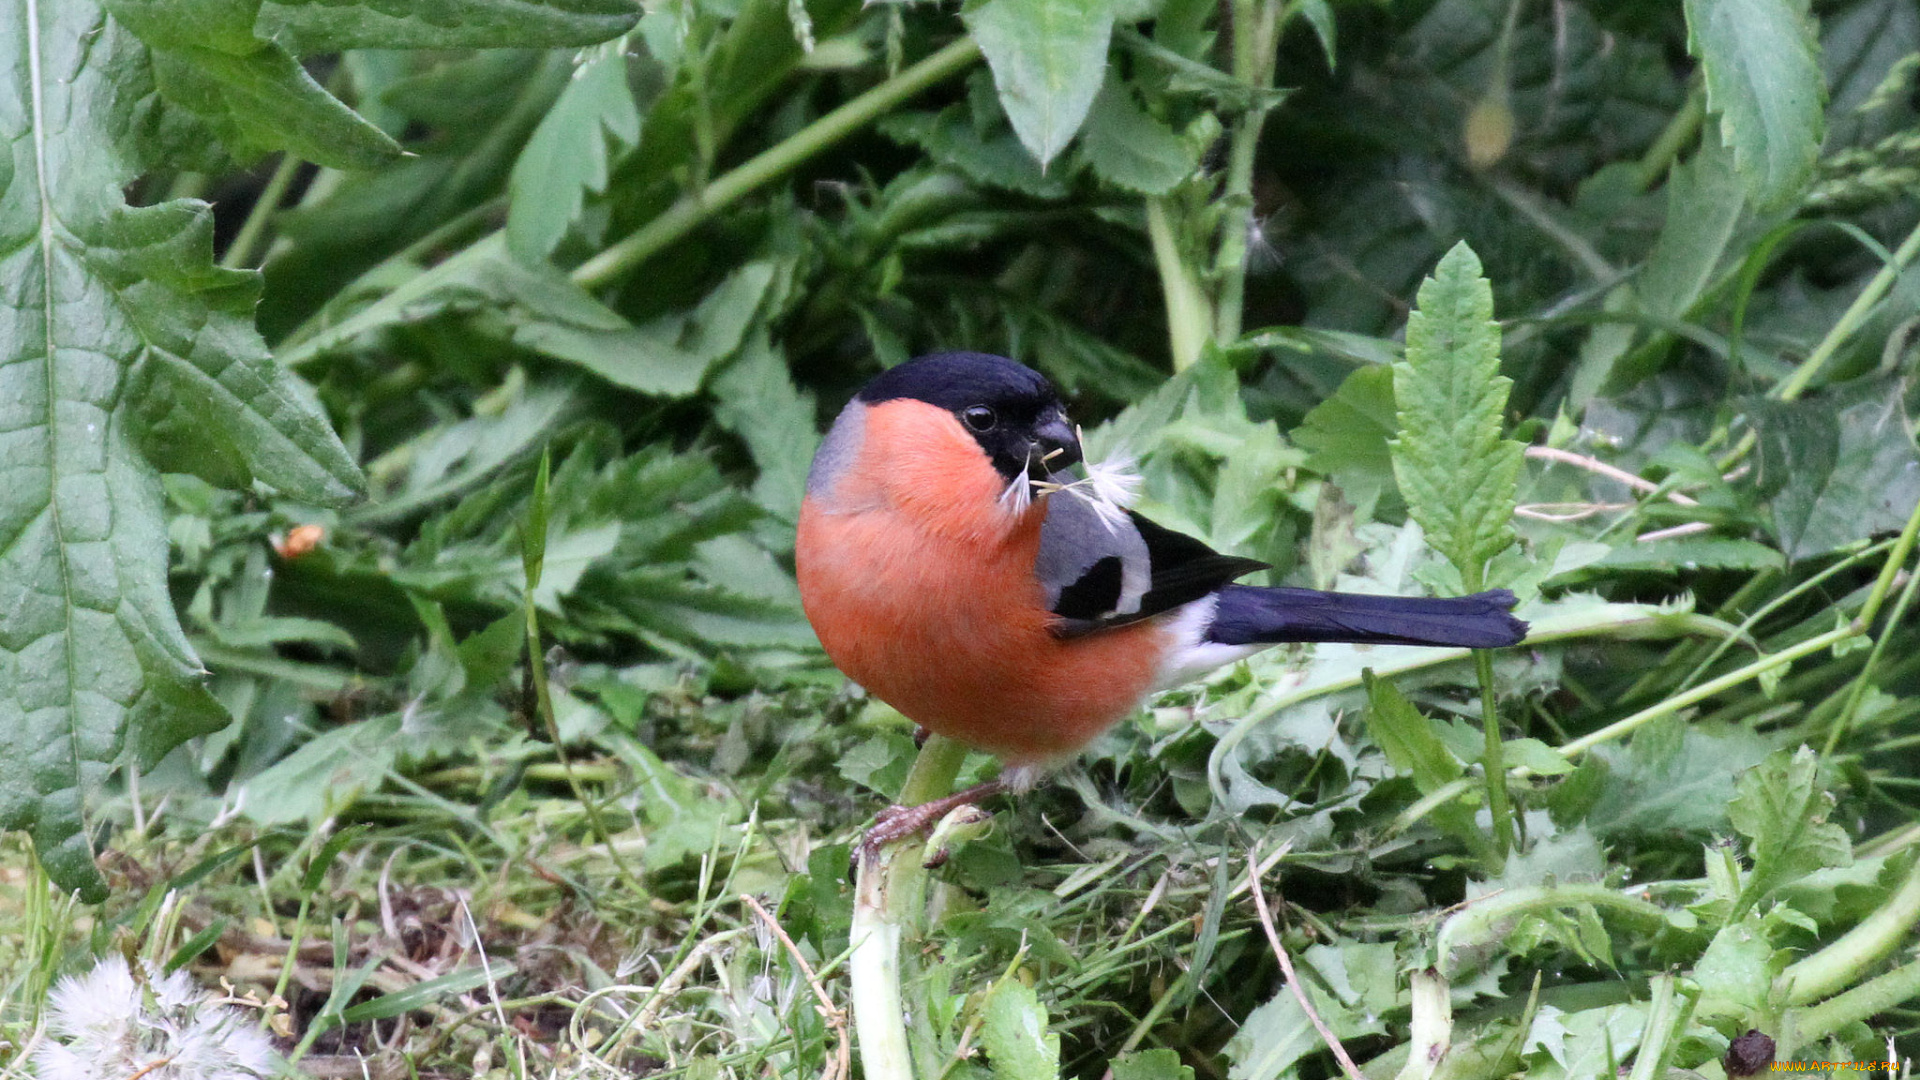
<box><xmin>1246</xmin><ymin>850</ymin><xmax>1365</xmax><ymax>1080</ymax></box>
<box><xmin>1633</xmin><ymin>522</ymin><xmax>1715</xmax><ymax>543</ymax></box>
<box><xmin>1525</xmin><ymin>446</ymin><xmax>1699</xmax><ymax>505</ymax></box>
<box><xmin>742</xmin><ymin>893</ymin><xmax>851</xmax><ymax>1080</ymax></box>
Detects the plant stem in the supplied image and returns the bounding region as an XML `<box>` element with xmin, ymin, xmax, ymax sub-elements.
<box><xmin>850</xmin><ymin>734</ymin><xmax>972</xmax><ymax>1080</ymax></box>
<box><xmin>1774</xmin><ymin>213</ymin><xmax>1920</xmax><ymax>402</ymax></box>
<box><xmin>573</xmin><ymin>37</ymin><xmax>981</xmax><ymax>289</ymax></box>
<box><xmin>1780</xmin><ymin>853</ymin><xmax>1920</xmax><ymax>1006</ymax></box>
<box><xmin>1212</xmin><ymin>0</ymin><xmax>1283</xmax><ymax>344</ymax></box>
<box><xmin>1785</xmin><ymin>956</ymin><xmax>1920</xmax><ymax>1056</ymax></box>
<box><xmin>1630</xmin><ymin>82</ymin><xmax>1704</xmax><ymax>193</ymax></box>
<box><xmin>221</xmin><ymin>153</ymin><xmax>300</xmax><ymax>270</ymax></box>
<box><xmin>1558</xmin><ymin>624</ymin><xmax>1859</xmax><ymax>758</ymax></box>
<box><xmin>1717</xmin><ymin>211</ymin><xmax>1920</xmax><ymax>467</ymax></box>
<box><xmin>1475</xmin><ymin>649</ymin><xmax>1512</xmax><ymax>859</ymax></box>
<box><xmin>1856</xmin><ymin>487</ymin><xmax>1920</xmax><ymax>630</ymax></box>
<box><xmin>1149</xmin><ymin>197</ymin><xmax>1214</xmax><ymax>370</ymax></box>
<box><xmin>1823</xmin><ymin>501</ymin><xmax>1920</xmax><ymax>755</ymax></box>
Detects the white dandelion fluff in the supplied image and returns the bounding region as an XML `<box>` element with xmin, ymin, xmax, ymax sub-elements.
<box><xmin>34</xmin><ymin>955</ymin><xmax>278</xmax><ymax>1080</ymax></box>
<box><xmin>1033</xmin><ymin>439</ymin><xmax>1142</xmax><ymax>531</ymax></box>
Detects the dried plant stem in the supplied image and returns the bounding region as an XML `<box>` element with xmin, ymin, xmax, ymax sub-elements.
<box><xmin>743</xmin><ymin>893</ymin><xmax>852</xmax><ymax>1080</ymax></box>
<box><xmin>1246</xmin><ymin>851</ymin><xmax>1365</xmax><ymax>1080</ymax></box>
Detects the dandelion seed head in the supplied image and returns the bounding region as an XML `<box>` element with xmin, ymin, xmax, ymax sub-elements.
<box><xmin>36</xmin><ymin>955</ymin><xmax>278</xmax><ymax>1080</ymax></box>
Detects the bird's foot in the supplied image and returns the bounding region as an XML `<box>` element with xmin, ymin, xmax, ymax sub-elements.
<box><xmin>854</xmin><ymin>779</ymin><xmax>1009</xmax><ymax>871</ymax></box>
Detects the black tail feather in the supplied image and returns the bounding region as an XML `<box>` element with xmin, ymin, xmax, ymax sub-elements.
<box><xmin>1207</xmin><ymin>585</ymin><xmax>1528</xmax><ymax>649</ymax></box>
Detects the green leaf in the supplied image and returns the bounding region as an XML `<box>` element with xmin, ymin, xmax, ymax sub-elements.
<box><xmin>1749</xmin><ymin>377</ymin><xmax>1920</xmax><ymax>561</ymax></box>
<box><xmin>236</xmin><ymin>714</ymin><xmax>402</xmax><ymax>825</ymax></box>
<box><xmin>1390</xmin><ymin>242</ymin><xmax>1524</xmax><ymax>585</ymax></box>
<box><xmin>708</xmin><ymin>332</ymin><xmax>820</xmax><ymax>527</ymax></box>
<box><xmin>1</xmin><ymin>1</ymin><xmax>362</xmax><ymax>900</ymax></box>
<box><xmin>1111</xmin><ymin>1049</ymin><xmax>1193</xmax><ymax>1080</ymax></box>
<box><xmin>1637</xmin><ymin>137</ymin><xmax>1747</xmax><ymax>323</ymax></box>
<box><xmin>964</xmin><ymin>0</ymin><xmax>1114</xmax><ymax>168</ymax></box>
<box><xmin>1081</xmin><ymin>76</ymin><xmax>1198</xmax><ymax>195</ymax></box>
<box><xmin>1224</xmin><ymin>989</ymin><xmax>1318</xmax><ymax>1080</ymax></box>
<box><xmin>1684</xmin><ymin>0</ymin><xmax>1826</xmax><ymax>209</ymax></box>
<box><xmin>255</xmin><ymin>0</ymin><xmax>640</xmax><ymax>51</ymax></box>
<box><xmin>1728</xmin><ymin>746</ymin><xmax>1852</xmax><ymax>906</ymax></box>
<box><xmin>511</xmin><ymin>262</ymin><xmax>779</xmax><ymax>397</ymax></box>
<box><xmin>1693</xmin><ymin>915</ymin><xmax>1775</xmax><ymax>1022</ymax></box>
<box><xmin>103</xmin><ymin>0</ymin><xmax>261</xmax><ymax>54</ymax></box>
<box><xmin>104</xmin><ymin>0</ymin><xmax>406</xmax><ymax>171</ymax></box>
<box><xmin>982</xmin><ymin>975</ymin><xmax>1062</xmax><ymax>1080</ymax></box>
<box><xmin>1364</xmin><ymin>674</ymin><xmax>1464</xmax><ymax>790</ymax></box>
<box><xmin>1295</xmin><ymin>364</ymin><xmax>1397</xmax><ymax>517</ymax></box>
<box><xmin>341</xmin><ymin>964</ymin><xmax>519</xmax><ymax>1022</ymax></box>
<box><xmin>508</xmin><ymin>43</ymin><xmax>641</xmax><ymax>262</ymax></box>
<box><xmin>1584</xmin><ymin>717</ymin><xmax>1773</xmax><ymax>838</ymax></box>
<box><xmin>1365</xmin><ymin>674</ymin><xmax>1484</xmax><ymax>853</ymax></box>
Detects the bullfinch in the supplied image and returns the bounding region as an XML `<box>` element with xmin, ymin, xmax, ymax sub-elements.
<box><xmin>796</xmin><ymin>352</ymin><xmax>1527</xmax><ymax>846</ymax></box>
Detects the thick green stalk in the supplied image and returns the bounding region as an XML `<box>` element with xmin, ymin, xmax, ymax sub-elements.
<box><xmin>1212</xmin><ymin>0</ymin><xmax>1283</xmax><ymax>343</ymax></box>
<box><xmin>1779</xmin><ymin>854</ymin><xmax>1920</xmax><ymax>1005</ymax></box>
<box><xmin>1148</xmin><ymin>197</ymin><xmax>1214</xmax><ymax>370</ymax></box>
<box><xmin>1784</xmin><ymin>956</ymin><xmax>1920</xmax><ymax>1057</ymax></box>
<box><xmin>849</xmin><ymin>734</ymin><xmax>972</xmax><ymax>1080</ymax></box>
<box><xmin>574</xmin><ymin>38</ymin><xmax>982</xmax><ymax>289</ymax></box>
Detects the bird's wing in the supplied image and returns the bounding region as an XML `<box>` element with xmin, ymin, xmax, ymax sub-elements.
<box><xmin>1036</xmin><ymin>488</ymin><xmax>1267</xmax><ymax>638</ymax></box>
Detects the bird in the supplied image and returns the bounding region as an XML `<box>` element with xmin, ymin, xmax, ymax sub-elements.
<box><xmin>795</xmin><ymin>351</ymin><xmax>1528</xmax><ymax>853</ymax></box>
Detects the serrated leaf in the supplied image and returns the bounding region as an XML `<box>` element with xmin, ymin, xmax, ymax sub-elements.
<box><xmin>1366</xmin><ymin>675</ymin><xmax>1487</xmax><ymax>854</ymax></box>
<box><xmin>982</xmin><ymin>976</ymin><xmax>1061</xmax><ymax>1080</ymax></box>
<box><xmin>1081</xmin><ymin>76</ymin><xmax>1197</xmax><ymax>195</ymax></box>
<box><xmin>1585</xmin><ymin>718</ymin><xmax>1773</xmax><ymax>838</ymax></box>
<box><xmin>1</xmin><ymin>1</ymin><xmax>362</xmax><ymax>900</ymax></box>
<box><xmin>508</xmin><ymin>45</ymin><xmax>641</xmax><ymax>262</ymax></box>
<box><xmin>964</xmin><ymin>0</ymin><xmax>1114</xmax><ymax>168</ymax></box>
<box><xmin>708</xmin><ymin>332</ymin><xmax>819</xmax><ymax>527</ymax></box>
<box><xmin>1749</xmin><ymin>376</ymin><xmax>1920</xmax><ymax>560</ymax></box>
<box><xmin>1693</xmin><ymin>915</ymin><xmax>1774</xmax><ymax>1022</ymax></box>
<box><xmin>1728</xmin><ymin>746</ymin><xmax>1852</xmax><ymax>905</ymax></box>
<box><xmin>1685</xmin><ymin>0</ymin><xmax>1825</xmax><ymax>209</ymax></box>
<box><xmin>255</xmin><ymin>0</ymin><xmax>639</xmax><ymax>51</ymax></box>
<box><xmin>106</xmin><ymin>0</ymin><xmax>406</xmax><ymax>171</ymax></box>
<box><xmin>1390</xmin><ymin>242</ymin><xmax>1524</xmax><ymax>585</ymax></box>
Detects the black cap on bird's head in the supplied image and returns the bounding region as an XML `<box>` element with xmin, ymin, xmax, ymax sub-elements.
<box><xmin>858</xmin><ymin>352</ymin><xmax>1082</xmax><ymax>480</ymax></box>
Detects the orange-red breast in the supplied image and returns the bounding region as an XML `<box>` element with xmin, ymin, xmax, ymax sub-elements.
<box><xmin>797</xmin><ymin>352</ymin><xmax>1526</xmax><ymax>776</ymax></box>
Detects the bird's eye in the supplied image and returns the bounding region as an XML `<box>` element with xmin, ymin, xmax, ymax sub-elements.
<box><xmin>963</xmin><ymin>405</ymin><xmax>998</xmax><ymax>432</ymax></box>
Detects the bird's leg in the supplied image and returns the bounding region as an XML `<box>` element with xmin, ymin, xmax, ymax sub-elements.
<box><xmin>856</xmin><ymin>778</ymin><xmax>1009</xmax><ymax>868</ymax></box>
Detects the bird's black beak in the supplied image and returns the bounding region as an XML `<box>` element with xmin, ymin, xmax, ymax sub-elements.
<box><xmin>1030</xmin><ymin>413</ymin><xmax>1082</xmax><ymax>475</ymax></box>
